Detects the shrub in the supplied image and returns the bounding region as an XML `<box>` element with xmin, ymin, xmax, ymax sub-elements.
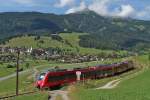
<box><xmin>7</xmin><ymin>64</ymin><xmax>15</xmax><ymax>68</ymax></box>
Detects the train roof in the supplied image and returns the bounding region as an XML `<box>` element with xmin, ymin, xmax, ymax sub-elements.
<box><xmin>95</xmin><ymin>61</ymin><xmax>128</xmax><ymax>67</ymax></box>
<box><xmin>41</xmin><ymin>61</ymin><xmax>129</xmax><ymax>73</ymax></box>
<box><xmin>41</xmin><ymin>67</ymin><xmax>89</xmax><ymax>73</ymax></box>
<box><xmin>41</xmin><ymin>68</ymin><xmax>67</xmax><ymax>73</ymax></box>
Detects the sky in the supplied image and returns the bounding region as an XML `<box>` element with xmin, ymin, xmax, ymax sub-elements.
<box><xmin>0</xmin><ymin>0</ymin><xmax>150</xmax><ymax>20</ymax></box>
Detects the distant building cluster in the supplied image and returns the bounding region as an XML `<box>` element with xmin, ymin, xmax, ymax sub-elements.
<box><xmin>0</xmin><ymin>46</ymin><xmax>131</xmax><ymax>63</ymax></box>
<box><xmin>0</xmin><ymin>47</ymin><xmax>32</xmax><ymax>54</ymax></box>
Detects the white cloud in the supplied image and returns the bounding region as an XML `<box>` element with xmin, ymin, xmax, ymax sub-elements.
<box><xmin>88</xmin><ymin>0</ymin><xmax>110</xmax><ymax>16</ymax></box>
<box><xmin>66</xmin><ymin>1</ymin><xmax>87</xmax><ymax>14</ymax></box>
<box><xmin>115</xmin><ymin>5</ymin><xmax>135</xmax><ymax>18</ymax></box>
<box><xmin>55</xmin><ymin>0</ymin><xmax>137</xmax><ymax>18</ymax></box>
<box><xmin>55</xmin><ymin>0</ymin><xmax>75</xmax><ymax>8</ymax></box>
<box><xmin>64</xmin><ymin>0</ymin><xmax>150</xmax><ymax>20</ymax></box>
<box><xmin>88</xmin><ymin>0</ymin><xmax>135</xmax><ymax>18</ymax></box>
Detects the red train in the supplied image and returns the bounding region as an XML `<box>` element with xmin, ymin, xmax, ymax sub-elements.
<box><xmin>35</xmin><ymin>61</ymin><xmax>134</xmax><ymax>89</ymax></box>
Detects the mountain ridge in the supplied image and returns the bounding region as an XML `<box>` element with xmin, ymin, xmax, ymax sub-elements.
<box><xmin>0</xmin><ymin>11</ymin><xmax>150</xmax><ymax>51</ymax></box>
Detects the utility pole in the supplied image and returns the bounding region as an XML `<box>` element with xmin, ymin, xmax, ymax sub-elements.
<box><xmin>16</xmin><ymin>49</ymin><xmax>20</xmax><ymax>96</ymax></box>
<box><xmin>148</xmin><ymin>52</ymin><xmax>150</xmax><ymax>68</ymax></box>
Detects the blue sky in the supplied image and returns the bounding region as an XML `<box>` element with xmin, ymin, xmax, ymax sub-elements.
<box><xmin>0</xmin><ymin>0</ymin><xmax>150</xmax><ymax>20</ymax></box>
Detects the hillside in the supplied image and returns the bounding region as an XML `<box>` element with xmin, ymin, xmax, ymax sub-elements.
<box><xmin>4</xmin><ymin>33</ymin><xmax>123</xmax><ymax>55</ymax></box>
<box><xmin>0</xmin><ymin>11</ymin><xmax>150</xmax><ymax>50</ymax></box>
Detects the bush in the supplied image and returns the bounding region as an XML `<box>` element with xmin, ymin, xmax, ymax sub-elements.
<box><xmin>25</xmin><ymin>63</ymin><xmax>30</xmax><ymax>69</ymax></box>
<box><xmin>7</xmin><ymin>64</ymin><xmax>15</xmax><ymax>68</ymax></box>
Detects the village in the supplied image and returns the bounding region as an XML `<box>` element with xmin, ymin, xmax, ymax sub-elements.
<box><xmin>0</xmin><ymin>46</ymin><xmax>130</xmax><ymax>64</ymax></box>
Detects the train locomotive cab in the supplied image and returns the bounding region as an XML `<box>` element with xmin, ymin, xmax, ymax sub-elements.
<box><xmin>36</xmin><ymin>72</ymin><xmax>46</xmax><ymax>89</ymax></box>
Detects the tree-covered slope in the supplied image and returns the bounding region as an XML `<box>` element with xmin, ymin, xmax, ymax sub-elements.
<box><xmin>0</xmin><ymin>11</ymin><xmax>150</xmax><ymax>50</ymax></box>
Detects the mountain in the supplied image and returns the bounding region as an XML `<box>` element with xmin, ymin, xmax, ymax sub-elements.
<box><xmin>0</xmin><ymin>11</ymin><xmax>150</xmax><ymax>51</ymax></box>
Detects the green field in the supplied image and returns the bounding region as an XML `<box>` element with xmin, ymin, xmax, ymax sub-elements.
<box><xmin>5</xmin><ymin>33</ymin><xmax>84</xmax><ymax>49</ymax></box>
<box><xmin>0</xmin><ymin>60</ymin><xmax>51</xmax><ymax>77</ymax></box>
<box><xmin>0</xmin><ymin>63</ymin><xmax>16</xmax><ymax>77</ymax></box>
<box><xmin>70</xmin><ymin>69</ymin><xmax>150</xmax><ymax>100</ymax></box>
<box><xmin>6</xmin><ymin>36</ymin><xmax>69</xmax><ymax>49</ymax></box>
<box><xmin>14</xmin><ymin>92</ymin><xmax>48</xmax><ymax>100</ymax></box>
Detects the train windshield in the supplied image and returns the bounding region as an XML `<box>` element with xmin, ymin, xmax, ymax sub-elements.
<box><xmin>38</xmin><ymin>73</ymin><xmax>46</xmax><ymax>80</ymax></box>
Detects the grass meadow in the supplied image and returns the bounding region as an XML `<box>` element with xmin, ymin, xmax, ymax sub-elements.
<box><xmin>69</xmin><ymin>55</ymin><xmax>150</xmax><ymax>100</ymax></box>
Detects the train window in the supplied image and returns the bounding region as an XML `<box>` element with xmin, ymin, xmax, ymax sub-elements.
<box><xmin>101</xmin><ymin>70</ymin><xmax>112</xmax><ymax>75</ymax></box>
<box><xmin>38</xmin><ymin>73</ymin><xmax>46</xmax><ymax>80</ymax></box>
<box><xmin>48</xmin><ymin>73</ymin><xmax>71</xmax><ymax>82</ymax></box>
<box><xmin>48</xmin><ymin>75</ymin><xmax>64</xmax><ymax>82</ymax></box>
<box><xmin>48</xmin><ymin>75</ymin><xmax>62</xmax><ymax>82</ymax></box>
<box><xmin>65</xmin><ymin>73</ymin><xmax>76</xmax><ymax>79</ymax></box>
<box><xmin>84</xmin><ymin>72</ymin><xmax>91</xmax><ymax>78</ymax></box>
<box><xmin>81</xmin><ymin>71</ymin><xmax>96</xmax><ymax>78</ymax></box>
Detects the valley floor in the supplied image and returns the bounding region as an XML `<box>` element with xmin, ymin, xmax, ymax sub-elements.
<box><xmin>0</xmin><ymin>55</ymin><xmax>149</xmax><ymax>100</ymax></box>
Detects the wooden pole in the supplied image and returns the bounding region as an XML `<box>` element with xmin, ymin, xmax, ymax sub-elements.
<box><xmin>148</xmin><ymin>53</ymin><xmax>150</xmax><ymax>68</ymax></box>
<box><xmin>16</xmin><ymin>49</ymin><xmax>20</xmax><ymax>96</ymax></box>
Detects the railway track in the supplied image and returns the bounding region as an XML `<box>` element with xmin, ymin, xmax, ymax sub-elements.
<box><xmin>0</xmin><ymin>91</ymin><xmax>37</xmax><ymax>100</ymax></box>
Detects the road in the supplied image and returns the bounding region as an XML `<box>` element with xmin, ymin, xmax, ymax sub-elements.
<box><xmin>95</xmin><ymin>79</ymin><xmax>121</xmax><ymax>89</ymax></box>
<box><xmin>0</xmin><ymin>64</ymin><xmax>47</xmax><ymax>82</ymax></box>
<box><xmin>0</xmin><ymin>70</ymin><xmax>30</xmax><ymax>82</ymax></box>
<box><xmin>49</xmin><ymin>90</ymin><xmax>69</xmax><ymax>100</ymax></box>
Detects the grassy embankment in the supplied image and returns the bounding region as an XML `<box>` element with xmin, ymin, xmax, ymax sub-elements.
<box><xmin>69</xmin><ymin>55</ymin><xmax>150</xmax><ymax>100</ymax></box>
